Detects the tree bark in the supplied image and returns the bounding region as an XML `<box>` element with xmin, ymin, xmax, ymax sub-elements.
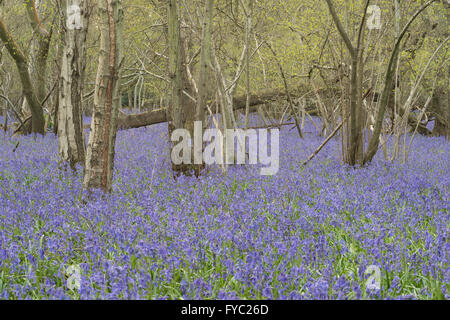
<box><xmin>324</xmin><ymin>0</ymin><xmax>369</xmax><ymax>165</ymax></box>
<box><xmin>24</xmin><ymin>0</ymin><xmax>53</xmax><ymax>104</ymax></box>
<box><xmin>83</xmin><ymin>0</ymin><xmax>123</xmax><ymax>192</ymax></box>
<box><xmin>0</xmin><ymin>14</ymin><xmax>45</xmax><ymax>134</ymax></box>
<box><xmin>167</xmin><ymin>0</ymin><xmax>200</xmax><ymax>176</ymax></box>
<box><xmin>432</xmin><ymin>88</ymin><xmax>449</xmax><ymax>138</ymax></box>
<box><xmin>196</xmin><ymin>0</ymin><xmax>214</xmax><ymax>124</ymax></box>
<box><xmin>19</xmin><ymin>0</ymin><xmax>53</xmax><ymax>133</ymax></box>
<box><xmin>58</xmin><ymin>0</ymin><xmax>91</xmax><ymax>169</ymax></box>
<box><xmin>2</xmin><ymin>101</ymin><xmax>7</xmax><ymax>133</ymax></box>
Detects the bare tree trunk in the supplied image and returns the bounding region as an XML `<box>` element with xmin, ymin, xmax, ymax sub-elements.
<box><xmin>432</xmin><ymin>88</ymin><xmax>449</xmax><ymax>138</ymax></box>
<box><xmin>83</xmin><ymin>0</ymin><xmax>123</xmax><ymax>192</ymax></box>
<box><xmin>58</xmin><ymin>0</ymin><xmax>91</xmax><ymax>169</ymax></box>
<box><xmin>24</xmin><ymin>0</ymin><xmax>52</xmax><ymax>102</ymax></box>
<box><xmin>52</xmin><ymin>36</ymin><xmax>65</xmax><ymax>136</ymax></box>
<box><xmin>196</xmin><ymin>0</ymin><xmax>214</xmax><ymax>124</ymax></box>
<box><xmin>242</xmin><ymin>0</ymin><xmax>254</xmax><ymax>130</ymax></box>
<box><xmin>325</xmin><ymin>0</ymin><xmax>369</xmax><ymax>165</ymax></box>
<box><xmin>364</xmin><ymin>0</ymin><xmax>438</xmax><ymax>164</ymax></box>
<box><xmin>2</xmin><ymin>101</ymin><xmax>7</xmax><ymax>133</ymax></box>
<box><xmin>0</xmin><ymin>14</ymin><xmax>45</xmax><ymax>135</ymax></box>
<box><xmin>167</xmin><ymin>0</ymin><xmax>184</xmax><ymax>175</ymax></box>
<box><xmin>167</xmin><ymin>0</ymin><xmax>199</xmax><ymax>176</ymax></box>
<box><xmin>431</xmin><ymin>1</ymin><xmax>449</xmax><ymax>140</ymax></box>
<box><xmin>20</xmin><ymin>0</ymin><xmax>53</xmax><ymax>132</ymax></box>
<box><xmin>193</xmin><ymin>0</ymin><xmax>214</xmax><ymax>174</ymax></box>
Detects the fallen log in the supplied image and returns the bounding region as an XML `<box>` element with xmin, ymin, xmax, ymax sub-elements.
<box><xmin>116</xmin><ymin>89</ymin><xmax>292</xmax><ymax>130</ymax></box>
<box><xmin>117</xmin><ymin>108</ymin><xmax>167</xmax><ymax>130</ymax></box>
<box><xmin>84</xmin><ymin>86</ymin><xmax>428</xmax><ymax>136</ymax></box>
<box><xmin>394</xmin><ymin>103</ymin><xmax>433</xmax><ymax>136</ymax></box>
<box><xmin>407</xmin><ymin>112</ymin><xmax>432</xmax><ymax>136</ymax></box>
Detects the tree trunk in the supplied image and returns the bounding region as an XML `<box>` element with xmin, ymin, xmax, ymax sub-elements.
<box><xmin>196</xmin><ymin>0</ymin><xmax>214</xmax><ymax>124</ymax></box>
<box><xmin>21</xmin><ymin>0</ymin><xmax>53</xmax><ymax>130</ymax></box>
<box><xmin>83</xmin><ymin>0</ymin><xmax>123</xmax><ymax>192</ymax></box>
<box><xmin>244</xmin><ymin>0</ymin><xmax>254</xmax><ymax>130</ymax></box>
<box><xmin>193</xmin><ymin>0</ymin><xmax>214</xmax><ymax>174</ymax></box>
<box><xmin>167</xmin><ymin>0</ymin><xmax>183</xmax><ymax>175</ymax></box>
<box><xmin>325</xmin><ymin>0</ymin><xmax>368</xmax><ymax>166</ymax></box>
<box><xmin>0</xmin><ymin>15</ymin><xmax>45</xmax><ymax>135</ymax></box>
<box><xmin>2</xmin><ymin>102</ymin><xmax>7</xmax><ymax>133</ymax></box>
<box><xmin>25</xmin><ymin>0</ymin><xmax>51</xmax><ymax>103</ymax></box>
<box><xmin>364</xmin><ymin>0</ymin><xmax>438</xmax><ymax>164</ymax></box>
<box><xmin>58</xmin><ymin>0</ymin><xmax>91</xmax><ymax>169</ymax></box>
<box><xmin>167</xmin><ymin>0</ymin><xmax>199</xmax><ymax>177</ymax></box>
<box><xmin>432</xmin><ymin>88</ymin><xmax>449</xmax><ymax>138</ymax></box>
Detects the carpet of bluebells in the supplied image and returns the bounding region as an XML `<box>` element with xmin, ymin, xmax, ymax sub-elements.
<box><xmin>0</xmin><ymin>115</ymin><xmax>449</xmax><ymax>300</ymax></box>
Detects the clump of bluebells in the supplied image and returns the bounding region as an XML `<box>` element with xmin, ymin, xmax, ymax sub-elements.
<box><xmin>0</xmin><ymin>115</ymin><xmax>448</xmax><ymax>300</ymax></box>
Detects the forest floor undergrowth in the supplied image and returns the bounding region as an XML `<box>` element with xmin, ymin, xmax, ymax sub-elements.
<box><xmin>0</xmin><ymin>117</ymin><xmax>448</xmax><ymax>299</ymax></box>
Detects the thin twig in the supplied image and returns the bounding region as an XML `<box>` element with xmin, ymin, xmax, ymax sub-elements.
<box><xmin>302</xmin><ymin>115</ymin><xmax>348</xmax><ymax>166</ymax></box>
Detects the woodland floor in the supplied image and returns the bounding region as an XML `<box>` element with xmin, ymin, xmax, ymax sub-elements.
<box><xmin>0</xmin><ymin>116</ymin><xmax>448</xmax><ymax>299</ymax></box>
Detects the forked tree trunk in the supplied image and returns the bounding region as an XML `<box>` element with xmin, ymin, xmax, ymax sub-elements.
<box><xmin>325</xmin><ymin>0</ymin><xmax>369</xmax><ymax>166</ymax></box>
<box><xmin>83</xmin><ymin>0</ymin><xmax>123</xmax><ymax>192</ymax></box>
<box><xmin>58</xmin><ymin>0</ymin><xmax>90</xmax><ymax>169</ymax></box>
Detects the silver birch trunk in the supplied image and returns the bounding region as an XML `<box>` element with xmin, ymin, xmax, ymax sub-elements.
<box><xmin>83</xmin><ymin>0</ymin><xmax>123</xmax><ymax>192</ymax></box>
<box><xmin>58</xmin><ymin>0</ymin><xmax>90</xmax><ymax>169</ymax></box>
